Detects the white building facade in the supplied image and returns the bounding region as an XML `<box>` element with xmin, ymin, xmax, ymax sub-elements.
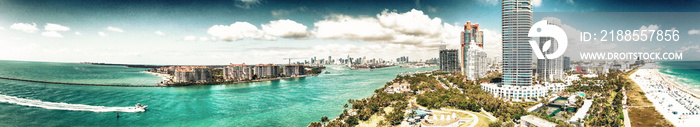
<box><xmin>465</xmin><ymin>41</ymin><xmax>488</xmax><ymax>80</ymax></box>
<box><xmin>481</xmin><ymin>82</ymin><xmax>569</xmax><ymax>101</ymax></box>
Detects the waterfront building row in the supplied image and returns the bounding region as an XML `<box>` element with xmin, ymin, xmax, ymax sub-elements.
<box><xmin>480</xmin><ymin>82</ymin><xmax>569</xmax><ymax>101</ymax></box>
<box><xmin>222</xmin><ymin>63</ymin><xmax>307</xmax><ymax>81</ymax></box>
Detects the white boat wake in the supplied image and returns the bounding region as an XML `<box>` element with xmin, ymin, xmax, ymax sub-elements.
<box><xmin>0</xmin><ymin>94</ymin><xmax>145</xmax><ymax>112</ymax></box>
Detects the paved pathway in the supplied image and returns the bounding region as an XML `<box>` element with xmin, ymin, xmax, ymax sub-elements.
<box><xmin>623</xmin><ymin>88</ymin><xmax>632</xmax><ymax>127</ymax></box>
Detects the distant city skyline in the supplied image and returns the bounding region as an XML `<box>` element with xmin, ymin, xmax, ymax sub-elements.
<box><xmin>1</xmin><ymin>0</ymin><xmax>699</xmax><ymax>64</ymax></box>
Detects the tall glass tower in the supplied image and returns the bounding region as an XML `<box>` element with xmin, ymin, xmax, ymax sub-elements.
<box><xmin>536</xmin><ymin>18</ymin><xmax>564</xmax><ymax>82</ymax></box>
<box><xmin>502</xmin><ymin>0</ymin><xmax>532</xmax><ymax>86</ymax></box>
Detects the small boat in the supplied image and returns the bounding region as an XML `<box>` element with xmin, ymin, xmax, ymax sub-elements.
<box><xmin>325</xmin><ymin>71</ymin><xmax>331</xmax><ymax>74</ymax></box>
<box><xmin>135</xmin><ymin>103</ymin><xmax>148</xmax><ymax>110</ymax></box>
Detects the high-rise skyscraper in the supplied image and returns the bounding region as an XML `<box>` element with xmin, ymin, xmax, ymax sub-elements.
<box><xmin>460</xmin><ymin>21</ymin><xmax>484</xmax><ymax>75</ymax></box>
<box><xmin>439</xmin><ymin>49</ymin><xmax>459</xmax><ymax>73</ymax></box>
<box><xmin>465</xmin><ymin>40</ymin><xmax>488</xmax><ymax>80</ymax></box>
<box><xmin>502</xmin><ymin>0</ymin><xmax>533</xmax><ymax>86</ymax></box>
<box><xmin>563</xmin><ymin>56</ymin><xmax>570</xmax><ymax>72</ymax></box>
<box><xmin>536</xmin><ymin>18</ymin><xmax>564</xmax><ymax>82</ymax></box>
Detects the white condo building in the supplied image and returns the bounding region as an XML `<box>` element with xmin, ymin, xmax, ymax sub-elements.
<box><xmin>465</xmin><ymin>40</ymin><xmax>488</xmax><ymax>80</ymax></box>
<box><xmin>481</xmin><ymin>82</ymin><xmax>569</xmax><ymax>101</ymax></box>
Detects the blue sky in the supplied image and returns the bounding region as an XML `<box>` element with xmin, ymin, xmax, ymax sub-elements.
<box><xmin>0</xmin><ymin>0</ymin><xmax>699</xmax><ymax>64</ymax></box>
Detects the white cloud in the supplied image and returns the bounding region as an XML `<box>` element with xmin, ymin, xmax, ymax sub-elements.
<box><xmin>532</xmin><ymin>0</ymin><xmax>542</xmax><ymax>7</ymax></box>
<box><xmin>477</xmin><ymin>0</ymin><xmax>498</xmax><ymax>5</ymax></box>
<box><xmin>207</xmin><ymin>22</ymin><xmax>276</xmax><ymax>41</ymax></box>
<box><xmin>107</xmin><ymin>26</ymin><xmax>124</xmax><ymax>32</ymax></box>
<box><xmin>235</xmin><ymin>0</ymin><xmax>260</xmax><ymax>9</ymax></box>
<box><xmin>689</xmin><ymin>29</ymin><xmax>700</xmax><ymax>35</ymax></box>
<box><xmin>41</xmin><ymin>31</ymin><xmax>64</xmax><ymax>38</ymax></box>
<box><xmin>183</xmin><ymin>35</ymin><xmax>197</xmax><ymax>41</ymax></box>
<box><xmin>199</xmin><ymin>37</ymin><xmax>210</xmax><ymax>41</ymax></box>
<box><xmin>481</xmin><ymin>29</ymin><xmax>502</xmax><ymax>58</ymax></box>
<box><xmin>98</xmin><ymin>32</ymin><xmax>107</xmax><ymax>37</ymax></box>
<box><xmin>566</xmin><ymin>0</ymin><xmax>575</xmax><ymax>5</ymax></box>
<box><xmin>262</xmin><ymin>19</ymin><xmax>308</xmax><ymax>39</ymax></box>
<box><xmin>154</xmin><ymin>31</ymin><xmax>166</xmax><ymax>36</ymax></box>
<box><xmin>313</xmin><ymin>15</ymin><xmax>394</xmax><ymax>42</ymax></box>
<box><xmin>377</xmin><ymin>9</ymin><xmax>443</xmax><ymax>37</ymax></box>
<box><xmin>271</xmin><ymin>7</ymin><xmax>307</xmax><ymax>19</ymax></box>
<box><xmin>75</xmin><ymin>32</ymin><xmax>82</xmax><ymax>35</ymax></box>
<box><xmin>44</xmin><ymin>23</ymin><xmax>70</xmax><ymax>31</ymax></box>
<box><xmin>0</xmin><ymin>27</ymin><xmax>5</xmax><ymax>30</ymax></box>
<box><xmin>426</xmin><ymin>6</ymin><xmax>438</xmax><ymax>13</ymax></box>
<box><xmin>310</xmin><ymin>9</ymin><xmax>509</xmax><ymax>58</ymax></box>
<box><xmin>10</xmin><ymin>23</ymin><xmax>39</xmax><ymax>33</ymax></box>
<box><xmin>639</xmin><ymin>24</ymin><xmax>659</xmax><ymax>37</ymax></box>
<box><xmin>676</xmin><ymin>45</ymin><xmax>700</xmax><ymax>53</ymax></box>
<box><xmin>313</xmin><ymin>9</ymin><xmax>457</xmax><ymax>47</ymax></box>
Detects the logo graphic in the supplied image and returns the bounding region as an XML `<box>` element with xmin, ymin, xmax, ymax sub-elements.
<box><xmin>528</xmin><ymin>20</ymin><xmax>568</xmax><ymax>59</ymax></box>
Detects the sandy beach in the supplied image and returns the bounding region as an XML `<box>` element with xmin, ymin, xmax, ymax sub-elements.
<box><xmin>630</xmin><ymin>64</ymin><xmax>700</xmax><ymax>126</ymax></box>
<box><xmin>142</xmin><ymin>71</ymin><xmax>172</xmax><ymax>82</ymax></box>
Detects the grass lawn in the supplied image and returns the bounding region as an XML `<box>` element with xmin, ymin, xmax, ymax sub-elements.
<box><xmin>608</xmin><ymin>91</ymin><xmax>617</xmax><ymax>104</ymax></box>
<box><xmin>472</xmin><ymin>111</ymin><xmax>494</xmax><ymax>127</ymax></box>
<box><xmin>624</xmin><ymin>68</ymin><xmax>673</xmax><ymax>127</ymax></box>
<box><xmin>624</xmin><ymin>69</ymin><xmax>654</xmax><ymax>106</ymax></box>
<box><xmin>358</xmin><ymin>107</ymin><xmax>393</xmax><ymax>127</ymax></box>
<box><xmin>628</xmin><ymin>107</ymin><xmax>674</xmax><ymax>127</ymax></box>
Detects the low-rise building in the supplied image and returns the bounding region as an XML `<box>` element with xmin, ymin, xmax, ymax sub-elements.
<box><xmin>520</xmin><ymin>115</ymin><xmax>557</xmax><ymax>127</ymax></box>
<box><xmin>384</xmin><ymin>83</ymin><xmax>411</xmax><ymax>94</ymax></box>
<box><xmin>480</xmin><ymin>83</ymin><xmax>570</xmax><ymax>101</ymax></box>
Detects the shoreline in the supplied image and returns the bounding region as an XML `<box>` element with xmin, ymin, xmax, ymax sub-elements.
<box><xmin>650</xmin><ymin>64</ymin><xmax>700</xmax><ymax>99</ymax></box>
<box><xmin>630</xmin><ymin>64</ymin><xmax>700</xmax><ymax>126</ymax></box>
<box><xmin>141</xmin><ymin>71</ymin><xmax>172</xmax><ymax>83</ymax></box>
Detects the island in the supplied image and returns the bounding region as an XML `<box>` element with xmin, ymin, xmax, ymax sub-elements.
<box><xmin>82</xmin><ymin>62</ymin><xmax>325</xmax><ymax>87</ymax></box>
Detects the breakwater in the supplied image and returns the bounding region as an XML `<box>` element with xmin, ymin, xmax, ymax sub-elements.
<box><xmin>0</xmin><ymin>76</ymin><xmax>160</xmax><ymax>87</ymax></box>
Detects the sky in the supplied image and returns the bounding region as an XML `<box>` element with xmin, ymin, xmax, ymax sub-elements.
<box><xmin>1</xmin><ymin>0</ymin><xmax>700</xmax><ymax>65</ymax></box>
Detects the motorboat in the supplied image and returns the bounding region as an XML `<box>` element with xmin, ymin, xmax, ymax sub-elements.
<box><xmin>325</xmin><ymin>71</ymin><xmax>331</xmax><ymax>74</ymax></box>
<box><xmin>135</xmin><ymin>103</ymin><xmax>148</xmax><ymax>110</ymax></box>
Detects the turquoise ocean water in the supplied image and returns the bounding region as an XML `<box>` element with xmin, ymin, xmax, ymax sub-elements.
<box><xmin>656</xmin><ymin>61</ymin><xmax>700</xmax><ymax>92</ymax></box>
<box><xmin>0</xmin><ymin>60</ymin><xmax>436</xmax><ymax>126</ymax></box>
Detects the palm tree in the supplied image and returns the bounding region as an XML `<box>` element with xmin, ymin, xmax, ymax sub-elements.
<box><xmin>408</xmin><ymin>110</ymin><xmax>417</xmax><ymax>118</ymax></box>
<box><xmin>321</xmin><ymin>116</ymin><xmax>329</xmax><ymax>126</ymax></box>
<box><xmin>308</xmin><ymin>122</ymin><xmax>322</xmax><ymax>127</ymax></box>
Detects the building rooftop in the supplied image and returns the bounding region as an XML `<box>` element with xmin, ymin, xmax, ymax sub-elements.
<box><xmin>521</xmin><ymin>115</ymin><xmax>557</xmax><ymax>127</ymax></box>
